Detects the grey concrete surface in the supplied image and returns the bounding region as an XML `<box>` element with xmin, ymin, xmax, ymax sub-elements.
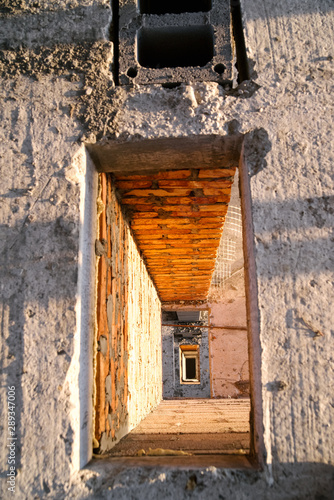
<box><xmin>0</xmin><ymin>0</ymin><xmax>333</xmax><ymax>498</ymax></box>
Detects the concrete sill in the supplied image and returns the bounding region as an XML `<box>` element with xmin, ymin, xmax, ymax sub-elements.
<box><xmin>90</xmin><ymin>453</ymin><xmax>257</xmax><ymax>470</ymax></box>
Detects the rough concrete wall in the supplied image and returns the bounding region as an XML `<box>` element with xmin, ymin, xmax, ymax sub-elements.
<box><xmin>209</xmin><ymin>298</ymin><xmax>249</xmax><ymax>398</ymax></box>
<box><xmin>0</xmin><ymin>76</ymin><xmax>100</xmax><ymax>496</ymax></box>
<box><xmin>0</xmin><ymin>8</ymin><xmax>118</xmax><ymax>500</ymax></box>
<box><xmin>95</xmin><ymin>175</ymin><xmax>162</xmax><ymax>452</ymax></box>
<box><xmin>0</xmin><ymin>1</ymin><xmax>113</xmax><ymax>495</ymax></box>
<box><xmin>240</xmin><ymin>0</ymin><xmax>334</xmax><ymax>470</ymax></box>
<box><xmin>127</xmin><ymin>229</ymin><xmax>162</xmax><ymax>431</ymax></box>
<box><xmin>162</xmin><ymin>325</ymin><xmax>210</xmax><ymax>398</ymax></box>
<box><xmin>0</xmin><ymin>0</ymin><xmax>334</xmax><ymax>498</ymax></box>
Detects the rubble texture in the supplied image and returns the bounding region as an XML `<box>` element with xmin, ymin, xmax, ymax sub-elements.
<box><xmin>0</xmin><ymin>0</ymin><xmax>333</xmax><ymax>499</ymax></box>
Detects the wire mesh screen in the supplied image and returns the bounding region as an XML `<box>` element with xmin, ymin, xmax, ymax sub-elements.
<box><xmin>211</xmin><ymin>261</ymin><xmax>232</xmax><ymax>286</ymax></box>
<box><xmin>210</xmin><ymin>205</ymin><xmax>243</xmax><ymax>290</ymax></box>
<box><xmin>223</xmin><ymin>206</ymin><xmax>242</xmax><ymax>236</ymax></box>
<box><xmin>220</xmin><ymin>238</ymin><xmax>237</xmax><ymax>261</ymax></box>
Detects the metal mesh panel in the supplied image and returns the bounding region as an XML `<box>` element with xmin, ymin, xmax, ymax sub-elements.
<box><xmin>220</xmin><ymin>238</ymin><xmax>236</xmax><ymax>261</ymax></box>
<box><xmin>210</xmin><ymin>205</ymin><xmax>242</xmax><ymax>289</ymax></box>
<box><xmin>211</xmin><ymin>260</ymin><xmax>232</xmax><ymax>286</ymax></box>
<box><xmin>223</xmin><ymin>205</ymin><xmax>242</xmax><ymax>236</ymax></box>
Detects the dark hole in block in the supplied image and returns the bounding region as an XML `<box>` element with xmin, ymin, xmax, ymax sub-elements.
<box><xmin>214</xmin><ymin>63</ymin><xmax>226</xmax><ymax>75</ymax></box>
<box><xmin>139</xmin><ymin>0</ymin><xmax>211</xmax><ymax>15</ymax></box>
<box><xmin>185</xmin><ymin>357</ymin><xmax>197</xmax><ymax>379</ymax></box>
<box><xmin>137</xmin><ymin>26</ymin><xmax>214</xmax><ymax>69</ymax></box>
<box><xmin>127</xmin><ymin>67</ymin><xmax>138</xmax><ymax>78</ymax></box>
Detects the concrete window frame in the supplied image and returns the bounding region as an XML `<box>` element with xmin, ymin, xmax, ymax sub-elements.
<box><xmin>80</xmin><ymin>133</ymin><xmax>264</xmax><ymax>468</ymax></box>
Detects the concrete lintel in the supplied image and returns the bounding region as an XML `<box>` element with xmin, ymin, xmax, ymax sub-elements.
<box><xmin>87</xmin><ymin>134</ymin><xmax>243</xmax><ymax>174</ymax></box>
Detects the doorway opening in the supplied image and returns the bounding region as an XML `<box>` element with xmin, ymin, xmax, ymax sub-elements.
<box><xmin>88</xmin><ymin>135</ymin><xmax>263</xmax><ymax>466</ymax></box>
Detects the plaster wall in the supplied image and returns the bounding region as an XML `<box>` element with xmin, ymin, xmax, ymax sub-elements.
<box><xmin>127</xmin><ymin>229</ymin><xmax>162</xmax><ymax>431</ymax></box>
<box><xmin>0</xmin><ymin>0</ymin><xmax>333</xmax><ymax>498</ymax></box>
<box><xmin>210</xmin><ymin>298</ymin><xmax>249</xmax><ymax>398</ymax></box>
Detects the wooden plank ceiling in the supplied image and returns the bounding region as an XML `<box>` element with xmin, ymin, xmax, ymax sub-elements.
<box><xmin>114</xmin><ymin>167</ymin><xmax>236</xmax><ymax>302</ymax></box>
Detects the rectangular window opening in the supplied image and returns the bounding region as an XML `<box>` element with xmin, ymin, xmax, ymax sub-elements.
<box><xmin>89</xmin><ymin>135</ymin><xmax>263</xmax><ymax>469</ymax></box>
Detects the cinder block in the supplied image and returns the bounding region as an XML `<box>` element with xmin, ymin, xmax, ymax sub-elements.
<box><xmin>119</xmin><ymin>0</ymin><xmax>232</xmax><ymax>84</ymax></box>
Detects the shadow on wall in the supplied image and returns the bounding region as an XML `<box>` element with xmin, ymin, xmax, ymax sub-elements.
<box><xmin>82</xmin><ymin>461</ymin><xmax>334</xmax><ymax>498</ymax></box>
<box><xmin>251</xmin><ymin>195</ymin><xmax>334</xmax><ymax>277</ymax></box>
<box><xmin>0</xmin><ymin>213</ymin><xmax>79</xmax><ymax>488</ymax></box>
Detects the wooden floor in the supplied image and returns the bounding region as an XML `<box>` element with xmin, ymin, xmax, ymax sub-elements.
<box><xmin>108</xmin><ymin>399</ymin><xmax>250</xmax><ymax>457</ymax></box>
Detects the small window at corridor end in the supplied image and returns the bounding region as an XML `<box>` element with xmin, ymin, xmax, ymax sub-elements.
<box><xmin>180</xmin><ymin>345</ymin><xmax>200</xmax><ymax>384</ymax></box>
